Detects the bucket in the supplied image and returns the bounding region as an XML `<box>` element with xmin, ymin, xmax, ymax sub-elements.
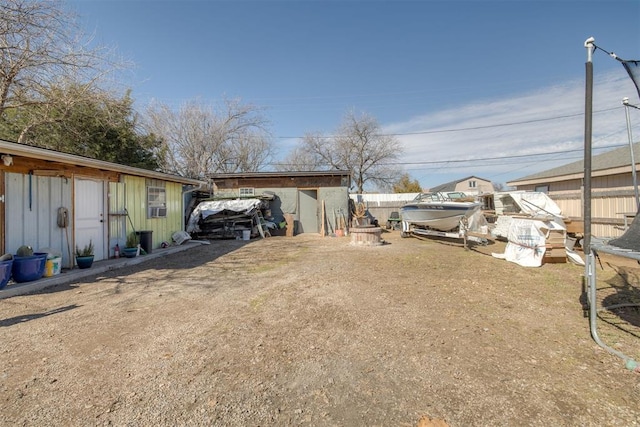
<box><xmin>0</xmin><ymin>259</ymin><xmax>13</xmax><ymax>290</ymax></box>
<box><xmin>242</xmin><ymin>230</ymin><xmax>251</xmax><ymax>241</ymax></box>
<box><xmin>44</xmin><ymin>256</ymin><xmax>62</xmax><ymax>277</ymax></box>
<box><xmin>135</xmin><ymin>230</ymin><xmax>153</xmax><ymax>254</ymax></box>
<box><xmin>12</xmin><ymin>254</ymin><xmax>46</xmax><ymax>283</ymax></box>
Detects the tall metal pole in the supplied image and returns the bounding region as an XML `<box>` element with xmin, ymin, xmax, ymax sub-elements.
<box><xmin>584</xmin><ymin>37</ymin><xmax>594</xmax><ymax>256</ymax></box>
<box><xmin>623</xmin><ymin>97</ymin><xmax>639</xmax><ymax>210</ymax></box>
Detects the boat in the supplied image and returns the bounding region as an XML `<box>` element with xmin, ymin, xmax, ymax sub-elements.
<box><xmin>400</xmin><ymin>192</ymin><xmax>482</xmax><ymax>231</ymax></box>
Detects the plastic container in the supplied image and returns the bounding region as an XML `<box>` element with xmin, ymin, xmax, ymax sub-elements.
<box><xmin>0</xmin><ymin>259</ymin><xmax>13</xmax><ymax>289</ymax></box>
<box><xmin>136</xmin><ymin>230</ymin><xmax>153</xmax><ymax>254</ymax></box>
<box><xmin>242</xmin><ymin>229</ymin><xmax>251</xmax><ymax>240</ymax></box>
<box><xmin>44</xmin><ymin>256</ymin><xmax>62</xmax><ymax>277</ymax></box>
<box><xmin>12</xmin><ymin>254</ymin><xmax>47</xmax><ymax>283</ymax></box>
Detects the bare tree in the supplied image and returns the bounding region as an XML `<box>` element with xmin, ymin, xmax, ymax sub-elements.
<box><xmin>144</xmin><ymin>98</ymin><xmax>273</xmax><ymax>179</ymax></box>
<box><xmin>276</xmin><ymin>132</ymin><xmax>326</xmax><ymax>172</ymax></box>
<box><xmin>283</xmin><ymin>111</ymin><xmax>402</xmax><ymax>193</ymax></box>
<box><xmin>0</xmin><ymin>0</ymin><xmax>126</xmax><ymax>142</ymax></box>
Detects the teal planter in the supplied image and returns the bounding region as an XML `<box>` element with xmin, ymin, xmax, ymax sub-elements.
<box><xmin>122</xmin><ymin>248</ymin><xmax>137</xmax><ymax>258</ymax></box>
<box><xmin>76</xmin><ymin>255</ymin><xmax>94</xmax><ymax>269</ymax></box>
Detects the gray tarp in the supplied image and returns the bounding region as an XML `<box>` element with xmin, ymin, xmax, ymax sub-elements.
<box><xmin>187</xmin><ymin>199</ymin><xmax>262</xmax><ymax>233</ymax></box>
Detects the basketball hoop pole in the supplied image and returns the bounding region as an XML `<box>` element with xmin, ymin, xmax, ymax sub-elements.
<box><xmin>583</xmin><ymin>36</ymin><xmax>594</xmax><ymax>256</ymax></box>
<box><xmin>623</xmin><ymin>97</ymin><xmax>640</xmax><ymax>210</ymax></box>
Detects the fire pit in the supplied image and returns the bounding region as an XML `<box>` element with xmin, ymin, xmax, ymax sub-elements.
<box><xmin>350</xmin><ymin>225</ymin><xmax>382</xmax><ymax>246</ymax></box>
<box><xmin>349</xmin><ymin>203</ymin><xmax>383</xmax><ymax>245</ymax></box>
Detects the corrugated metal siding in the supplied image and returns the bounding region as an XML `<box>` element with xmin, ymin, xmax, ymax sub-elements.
<box><xmin>515</xmin><ymin>174</ymin><xmax>638</xmax><ymax>238</ymax></box>
<box><xmin>123</xmin><ymin>176</ymin><xmax>183</xmax><ymax>249</ymax></box>
<box><xmin>108</xmin><ymin>182</ymin><xmax>126</xmax><ymax>255</ymax></box>
<box><xmin>594</xmin><ymin>172</ymin><xmax>633</xmax><ymax>190</ymax></box>
<box><xmin>159</xmin><ymin>182</ymin><xmax>183</xmax><ymax>244</ymax></box>
<box><xmin>5</xmin><ymin>172</ymin><xmax>73</xmax><ymax>267</ymax></box>
<box><xmin>318</xmin><ymin>187</ymin><xmax>349</xmax><ymax>232</ymax></box>
<box><xmin>548</xmin><ymin>178</ymin><xmax>581</xmax><ymax>195</ymax></box>
<box><xmin>123</xmin><ymin>176</ymin><xmax>146</xmax><ymax>245</ymax></box>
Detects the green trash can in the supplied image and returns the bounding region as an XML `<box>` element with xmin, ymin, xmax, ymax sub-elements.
<box><xmin>136</xmin><ymin>230</ymin><xmax>153</xmax><ymax>254</ymax></box>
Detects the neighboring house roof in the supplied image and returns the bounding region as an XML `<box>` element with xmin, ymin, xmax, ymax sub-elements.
<box><xmin>0</xmin><ymin>139</ymin><xmax>204</xmax><ymax>185</ymax></box>
<box><xmin>508</xmin><ymin>141</ymin><xmax>640</xmax><ymax>186</ymax></box>
<box><xmin>209</xmin><ymin>170</ymin><xmax>351</xmax><ymax>180</ymax></box>
<box><xmin>430</xmin><ymin>175</ymin><xmax>491</xmax><ymax>192</ymax></box>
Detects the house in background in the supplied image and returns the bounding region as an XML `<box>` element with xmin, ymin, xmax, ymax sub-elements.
<box><xmin>428</xmin><ymin>176</ymin><xmax>494</xmax><ymax>197</ymax></box>
<box><xmin>0</xmin><ymin>139</ymin><xmax>204</xmax><ymax>268</ymax></box>
<box><xmin>208</xmin><ymin>171</ymin><xmax>351</xmax><ymax>234</ymax></box>
<box><xmin>507</xmin><ymin>142</ymin><xmax>640</xmax><ymax>238</ymax></box>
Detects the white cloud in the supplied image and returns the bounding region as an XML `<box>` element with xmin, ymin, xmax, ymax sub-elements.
<box><xmin>385</xmin><ymin>70</ymin><xmax>640</xmax><ymax>187</ymax></box>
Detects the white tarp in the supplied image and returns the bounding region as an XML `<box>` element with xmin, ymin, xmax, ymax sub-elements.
<box><xmin>492</xmin><ymin>217</ymin><xmax>566</xmax><ymax>267</ymax></box>
<box><xmin>508</xmin><ymin>192</ymin><xmax>562</xmax><ymax>216</ymax></box>
<box><xmin>187</xmin><ymin>199</ymin><xmax>262</xmax><ymax>233</ymax></box>
<box><xmin>494</xmin><ymin>191</ymin><xmax>562</xmax><ymax>217</ymax></box>
<box><xmin>492</xmin><ymin>192</ymin><xmax>565</xmax><ymax>241</ymax></box>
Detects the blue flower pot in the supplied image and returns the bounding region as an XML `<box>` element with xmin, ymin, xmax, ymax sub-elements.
<box><xmin>0</xmin><ymin>259</ymin><xmax>13</xmax><ymax>289</ymax></box>
<box><xmin>75</xmin><ymin>255</ymin><xmax>94</xmax><ymax>269</ymax></box>
<box><xmin>122</xmin><ymin>247</ymin><xmax>138</xmax><ymax>258</ymax></box>
<box><xmin>12</xmin><ymin>254</ymin><xmax>47</xmax><ymax>283</ymax></box>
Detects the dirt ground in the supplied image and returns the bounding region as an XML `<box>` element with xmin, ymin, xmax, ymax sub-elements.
<box><xmin>1</xmin><ymin>231</ymin><xmax>639</xmax><ymax>426</ymax></box>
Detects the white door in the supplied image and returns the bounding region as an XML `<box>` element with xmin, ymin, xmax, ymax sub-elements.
<box><xmin>75</xmin><ymin>178</ymin><xmax>105</xmax><ymax>261</ymax></box>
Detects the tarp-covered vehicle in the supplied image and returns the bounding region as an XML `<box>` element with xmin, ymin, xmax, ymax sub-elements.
<box><xmin>187</xmin><ymin>198</ymin><xmax>278</xmax><ymax>239</ymax></box>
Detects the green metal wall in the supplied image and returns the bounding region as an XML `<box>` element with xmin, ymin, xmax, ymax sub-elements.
<box><xmin>123</xmin><ymin>176</ymin><xmax>183</xmax><ymax>249</ymax></box>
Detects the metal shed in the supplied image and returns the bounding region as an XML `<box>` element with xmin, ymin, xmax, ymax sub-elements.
<box><xmin>0</xmin><ymin>139</ymin><xmax>204</xmax><ymax>268</ymax></box>
<box><xmin>209</xmin><ymin>171</ymin><xmax>351</xmax><ymax>235</ymax></box>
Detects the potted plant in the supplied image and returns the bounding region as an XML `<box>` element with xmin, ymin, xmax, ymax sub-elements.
<box><xmin>122</xmin><ymin>233</ymin><xmax>138</xmax><ymax>258</ymax></box>
<box><xmin>75</xmin><ymin>240</ymin><xmax>94</xmax><ymax>269</ymax></box>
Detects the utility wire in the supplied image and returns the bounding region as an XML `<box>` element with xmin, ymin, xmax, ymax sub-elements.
<box><xmin>276</xmin><ymin>106</ymin><xmax>622</xmax><ymax>139</ymax></box>
<box><xmin>270</xmin><ymin>143</ymin><xmax>625</xmax><ymax>169</ymax></box>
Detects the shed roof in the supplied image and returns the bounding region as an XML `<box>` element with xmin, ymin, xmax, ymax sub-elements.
<box><xmin>0</xmin><ymin>139</ymin><xmax>204</xmax><ymax>185</ymax></box>
<box><xmin>508</xmin><ymin>141</ymin><xmax>640</xmax><ymax>186</ymax></box>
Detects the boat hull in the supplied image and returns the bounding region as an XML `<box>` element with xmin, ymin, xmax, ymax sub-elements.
<box><xmin>400</xmin><ymin>202</ymin><xmax>480</xmax><ymax>231</ymax></box>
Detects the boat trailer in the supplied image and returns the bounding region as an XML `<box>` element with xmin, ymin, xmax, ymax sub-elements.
<box><xmin>400</xmin><ymin>220</ymin><xmax>490</xmax><ymax>247</ymax></box>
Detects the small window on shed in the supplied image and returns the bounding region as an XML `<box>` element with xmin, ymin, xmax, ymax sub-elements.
<box><xmin>535</xmin><ymin>185</ymin><xmax>549</xmax><ymax>194</ymax></box>
<box><xmin>147</xmin><ymin>186</ymin><xmax>167</xmax><ymax>218</ymax></box>
<box><xmin>239</xmin><ymin>187</ymin><xmax>255</xmax><ymax>197</ymax></box>
<box><xmin>469</xmin><ymin>180</ymin><xmax>477</xmax><ymax>188</ymax></box>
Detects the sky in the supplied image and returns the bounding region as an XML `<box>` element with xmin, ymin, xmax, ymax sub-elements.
<box><xmin>69</xmin><ymin>0</ymin><xmax>640</xmax><ymax>190</ymax></box>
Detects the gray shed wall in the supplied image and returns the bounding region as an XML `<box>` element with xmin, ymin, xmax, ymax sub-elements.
<box><xmin>318</xmin><ymin>187</ymin><xmax>350</xmax><ymax>232</ymax></box>
<box><xmin>5</xmin><ymin>172</ymin><xmax>74</xmax><ymax>268</ymax></box>
<box><xmin>256</xmin><ymin>186</ymin><xmax>349</xmax><ymax>234</ymax></box>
